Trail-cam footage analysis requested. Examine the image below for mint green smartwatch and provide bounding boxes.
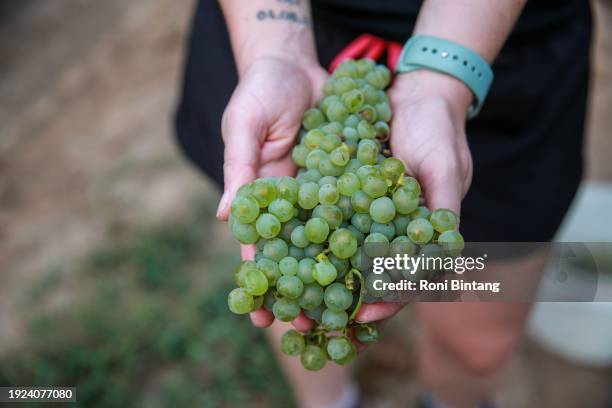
[396,35,493,119]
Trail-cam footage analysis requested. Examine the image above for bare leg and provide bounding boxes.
[416,251,548,408]
[266,320,355,408]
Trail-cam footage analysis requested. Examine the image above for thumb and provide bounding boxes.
[216,109,262,220]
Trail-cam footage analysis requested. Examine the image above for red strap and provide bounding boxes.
[329,34,404,74]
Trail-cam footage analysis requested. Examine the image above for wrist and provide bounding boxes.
[393,70,473,121]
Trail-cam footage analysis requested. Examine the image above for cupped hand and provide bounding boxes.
[356,70,474,326]
[216,57,328,220]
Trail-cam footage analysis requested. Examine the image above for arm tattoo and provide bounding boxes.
[256,8,311,26]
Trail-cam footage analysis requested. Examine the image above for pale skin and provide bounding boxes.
[215,0,533,407]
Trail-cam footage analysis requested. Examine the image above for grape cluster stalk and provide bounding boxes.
[226,59,464,370]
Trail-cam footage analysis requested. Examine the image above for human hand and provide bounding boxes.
[355,69,474,326]
[216,57,328,221]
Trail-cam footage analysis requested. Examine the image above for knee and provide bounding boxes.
[429,329,519,377]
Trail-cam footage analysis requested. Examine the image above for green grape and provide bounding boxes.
[376,154,386,165]
[351,213,372,234]
[263,238,289,262]
[327,336,353,361]
[355,58,376,76]
[334,342,357,365]
[289,245,305,260]
[330,144,350,166]
[279,218,301,242]
[350,246,372,271]
[244,268,269,296]
[235,261,255,287]
[257,258,281,286]
[356,164,377,182]
[430,208,458,233]
[279,256,299,276]
[320,95,341,114]
[438,230,465,257]
[303,129,325,149]
[312,205,343,229]
[313,261,338,286]
[318,157,345,177]
[342,126,359,142]
[354,323,379,344]
[410,206,431,220]
[304,217,330,244]
[273,297,300,322]
[251,179,277,208]
[345,114,360,128]
[320,133,342,153]
[350,190,373,213]
[362,175,388,198]
[375,65,391,86]
[380,157,405,182]
[375,101,392,122]
[407,218,435,244]
[298,182,320,210]
[277,176,299,204]
[365,271,390,298]
[230,195,260,224]
[281,329,306,356]
[337,173,360,196]
[301,345,327,371]
[337,195,355,220]
[389,235,417,256]
[297,169,322,184]
[333,76,357,95]
[255,213,281,239]
[321,121,343,135]
[306,148,327,170]
[401,176,421,195]
[291,225,310,248]
[369,196,396,223]
[302,108,325,130]
[327,101,349,123]
[291,144,310,167]
[370,222,396,240]
[322,308,348,331]
[347,225,365,245]
[304,243,324,259]
[364,232,389,258]
[228,288,254,315]
[268,198,295,223]
[359,105,377,123]
[329,228,358,259]
[298,283,324,310]
[374,121,390,139]
[297,258,316,284]
[357,120,377,141]
[319,183,339,205]
[345,158,363,174]
[341,89,364,112]
[393,214,412,237]
[361,83,380,105]
[277,275,304,299]
[365,69,387,89]
[231,221,259,244]
[236,183,254,198]
[318,176,338,187]
[323,282,353,311]
[392,186,419,215]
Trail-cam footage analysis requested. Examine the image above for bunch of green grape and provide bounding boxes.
[227,58,464,370]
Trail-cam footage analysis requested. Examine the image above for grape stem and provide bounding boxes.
[348,269,365,322]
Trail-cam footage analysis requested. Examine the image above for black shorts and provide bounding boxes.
[175,0,592,242]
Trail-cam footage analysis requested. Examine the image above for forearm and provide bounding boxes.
[219,0,318,76]
[395,0,527,119]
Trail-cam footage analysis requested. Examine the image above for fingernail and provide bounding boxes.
[216,191,229,219]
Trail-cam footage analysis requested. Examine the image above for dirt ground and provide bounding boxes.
[1,1,611,407]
